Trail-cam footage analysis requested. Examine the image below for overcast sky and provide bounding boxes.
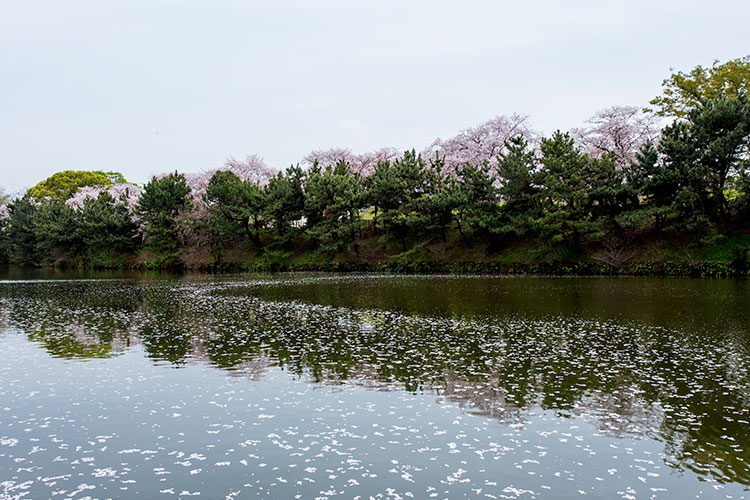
[1,0,749,194]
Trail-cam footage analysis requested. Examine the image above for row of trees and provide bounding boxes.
[1,57,748,267]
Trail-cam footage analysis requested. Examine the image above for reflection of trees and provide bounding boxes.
[192,291,750,485]
[2,278,750,485]
[2,282,141,359]
[137,286,197,364]
[26,322,138,359]
[572,386,665,437]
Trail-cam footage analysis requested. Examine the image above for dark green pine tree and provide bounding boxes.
[365,158,405,235]
[657,94,750,232]
[31,200,80,263]
[79,191,140,260]
[688,94,750,227]
[303,161,364,255]
[7,196,40,265]
[136,172,192,254]
[534,131,601,252]
[414,156,458,244]
[386,151,428,249]
[496,135,539,238]
[452,162,500,244]
[204,170,267,250]
[264,166,305,242]
[623,140,679,232]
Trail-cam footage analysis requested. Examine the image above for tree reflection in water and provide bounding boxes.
[1,275,749,485]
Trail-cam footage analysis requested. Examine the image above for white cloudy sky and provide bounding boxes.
[1,0,748,194]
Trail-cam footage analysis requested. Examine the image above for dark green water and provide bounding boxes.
[1,270,749,499]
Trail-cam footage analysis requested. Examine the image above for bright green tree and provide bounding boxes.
[27,170,126,202]
[648,55,750,118]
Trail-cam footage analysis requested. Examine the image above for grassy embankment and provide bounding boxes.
[123,228,750,278]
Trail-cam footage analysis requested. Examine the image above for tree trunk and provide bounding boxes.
[244,216,261,247]
[454,214,469,245]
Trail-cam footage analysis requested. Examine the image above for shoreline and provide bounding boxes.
[4,258,747,279]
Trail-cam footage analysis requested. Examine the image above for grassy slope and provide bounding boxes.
[127,227,750,278]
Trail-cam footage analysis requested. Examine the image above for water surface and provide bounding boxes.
[1,270,749,499]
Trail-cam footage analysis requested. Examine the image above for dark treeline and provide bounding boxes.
[1,58,749,272]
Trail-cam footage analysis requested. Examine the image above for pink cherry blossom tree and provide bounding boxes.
[302,147,356,170]
[303,116,537,178]
[107,183,144,212]
[222,154,278,185]
[303,147,401,177]
[156,154,278,264]
[572,106,661,168]
[356,148,401,176]
[422,114,538,174]
[66,183,143,214]
[172,154,278,205]
[0,188,9,222]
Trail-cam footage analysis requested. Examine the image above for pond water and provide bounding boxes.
[1,270,749,499]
